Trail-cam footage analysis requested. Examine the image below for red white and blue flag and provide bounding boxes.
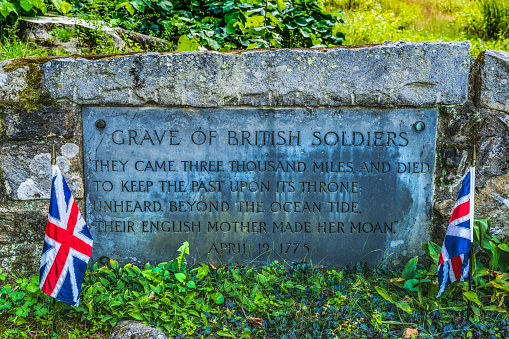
[39,164,93,306]
[437,167,475,297]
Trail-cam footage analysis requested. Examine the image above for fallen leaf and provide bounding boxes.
[149,291,155,300]
[403,328,419,338]
[248,317,263,328]
[210,263,216,270]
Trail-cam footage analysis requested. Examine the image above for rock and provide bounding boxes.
[476,172,509,238]
[18,15,171,54]
[1,102,79,141]
[42,41,471,107]
[0,200,47,271]
[110,320,167,339]
[473,50,509,113]
[432,102,509,242]
[0,142,83,200]
[0,60,30,104]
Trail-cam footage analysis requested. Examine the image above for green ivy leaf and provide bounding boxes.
[0,2,15,18]
[258,273,268,284]
[473,267,489,278]
[490,241,500,270]
[213,292,224,304]
[395,300,413,314]
[483,305,506,313]
[175,273,186,282]
[129,312,144,320]
[20,0,33,12]
[26,284,39,294]
[99,277,110,287]
[157,0,173,11]
[177,35,200,51]
[294,16,308,26]
[403,279,419,292]
[193,264,210,281]
[217,330,234,337]
[110,260,119,271]
[61,1,71,13]
[130,0,145,13]
[375,286,397,303]
[50,0,63,11]
[402,256,418,280]
[275,0,286,12]
[464,291,482,306]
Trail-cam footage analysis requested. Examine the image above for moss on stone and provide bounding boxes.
[0,62,51,111]
[0,115,5,136]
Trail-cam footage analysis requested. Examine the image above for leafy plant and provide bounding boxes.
[69,0,345,51]
[49,26,76,42]
[377,218,509,322]
[4,239,509,338]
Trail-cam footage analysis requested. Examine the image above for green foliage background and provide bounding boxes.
[69,0,345,50]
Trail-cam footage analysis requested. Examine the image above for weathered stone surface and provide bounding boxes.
[110,320,167,339]
[0,200,47,271]
[1,102,78,141]
[473,50,509,113]
[0,60,29,103]
[432,102,509,241]
[43,41,471,107]
[0,143,83,200]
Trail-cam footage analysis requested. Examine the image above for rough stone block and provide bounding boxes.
[0,201,47,271]
[1,102,79,141]
[110,321,167,339]
[43,41,471,107]
[474,50,509,113]
[432,103,509,242]
[0,142,83,200]
[0,60,29,104]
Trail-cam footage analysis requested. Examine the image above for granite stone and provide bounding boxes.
[1,102,79,141]
[0,143,83,201]
[110,321,167,339]
[474,50,509,113]
[43,41,471,107]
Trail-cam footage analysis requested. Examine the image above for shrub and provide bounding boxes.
[69,0,346,50]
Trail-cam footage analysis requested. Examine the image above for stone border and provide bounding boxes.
[473,50,509,113]
[40,41,471,107]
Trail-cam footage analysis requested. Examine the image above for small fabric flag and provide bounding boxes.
[39,164,93,306]
[437,167,474,297]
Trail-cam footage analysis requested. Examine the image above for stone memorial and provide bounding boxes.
[2,41,509,270]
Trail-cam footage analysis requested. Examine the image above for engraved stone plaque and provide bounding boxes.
[83,107,437,266]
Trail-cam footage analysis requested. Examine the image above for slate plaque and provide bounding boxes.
[83,107,437,266]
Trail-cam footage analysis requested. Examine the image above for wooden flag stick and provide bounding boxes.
[51,145,56,165]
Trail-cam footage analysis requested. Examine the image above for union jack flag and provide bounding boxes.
[437,167,475,297]
[39,164,93,306]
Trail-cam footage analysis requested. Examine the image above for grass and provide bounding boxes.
[325,0,509,56]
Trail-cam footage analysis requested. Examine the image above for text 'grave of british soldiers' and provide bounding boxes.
[83,106,438,266]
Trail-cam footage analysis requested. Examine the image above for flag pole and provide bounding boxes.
[51,145,56,165]
[50,144,57,334]
[468,146,476,320]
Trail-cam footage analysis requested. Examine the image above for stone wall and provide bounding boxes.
[0,41,508,270]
